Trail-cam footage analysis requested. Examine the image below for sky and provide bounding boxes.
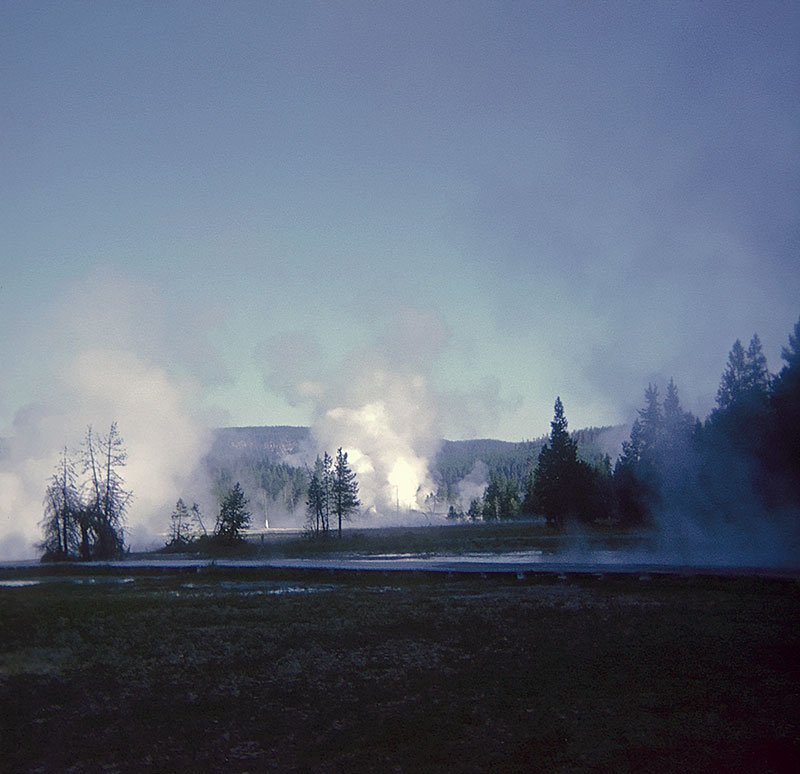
[1,1,799,555]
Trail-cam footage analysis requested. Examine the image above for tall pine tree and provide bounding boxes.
[305,454,332,536]
[215,482,251,542]
[532,398,581,526]
[332,448,360,538]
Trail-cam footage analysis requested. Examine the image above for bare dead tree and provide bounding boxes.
[80,423,131,558]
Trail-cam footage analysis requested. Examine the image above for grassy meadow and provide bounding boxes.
[186,519,656,559]
[1,563,798,773]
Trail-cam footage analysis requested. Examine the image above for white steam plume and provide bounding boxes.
[259,307,455,520]
[0,349,212,559]
[313,370,440,515]
[0,268,216,559]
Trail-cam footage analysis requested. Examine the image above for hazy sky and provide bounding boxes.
[3,0,799,443]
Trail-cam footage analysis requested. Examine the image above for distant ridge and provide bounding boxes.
[210,426,310,460]
[207,425,625,479]
[210,427,542,462]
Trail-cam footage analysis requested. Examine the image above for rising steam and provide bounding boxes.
[259,306,454,520]
[0,269,215,559]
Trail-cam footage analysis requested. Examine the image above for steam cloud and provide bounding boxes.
[0,269,215,559]
[259,307,467,520]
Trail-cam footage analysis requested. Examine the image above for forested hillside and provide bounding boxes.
[202,425,624,516]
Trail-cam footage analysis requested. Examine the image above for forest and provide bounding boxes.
[463,317,800,533]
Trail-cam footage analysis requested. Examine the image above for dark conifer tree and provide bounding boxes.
[332,448,360,538]
[637,384,663,465]
[708,335,772,457]
[467,498,483,521]
[713,335,770,423]
[766,316,800,506]
[613,380,695,527]
[305,454,331,536]
[481,472,520,520]
[613,424,649,526]
[663,379,694,449]
[716,339,748,411]
[696,334,776,524]
[482,474,502,521]
[532,397,585,526]
[215,482,251,542]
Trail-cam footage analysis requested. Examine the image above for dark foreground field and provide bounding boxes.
[1,568,798,773]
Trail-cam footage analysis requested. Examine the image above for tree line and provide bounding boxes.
[449,316,800,528]
[41,316,799,556]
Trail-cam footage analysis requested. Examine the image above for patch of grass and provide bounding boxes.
[1,573,798,772]
[230,520,657,559]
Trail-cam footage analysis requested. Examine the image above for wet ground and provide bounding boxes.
[1,566,799,772]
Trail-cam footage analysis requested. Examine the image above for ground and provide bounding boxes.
[1,566,798,773]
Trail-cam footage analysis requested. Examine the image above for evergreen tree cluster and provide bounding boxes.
[305,448,360,538]
[163,483,250,552]
[435,439,543,501]
[214,482,252,543]
[206,457,307,519]
[453,316,800,531]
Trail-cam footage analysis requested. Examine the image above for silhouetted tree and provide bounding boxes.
[215,482,251,542]
[39,424,131,560]
[332,448,359,538]
[637,384,663,463]
[305,454,332,536]
[663,379,694,455]
[679,334,778,528]
[714,335,770,418]
[766,316,800,506]
[613,379,694,525]
[613,380,697,526]
[40,447,82,559]
[747,333,771,393]
[706,334,773,498]
[716,339,748,412]
[467,497,483,521]
[80,423,130,559]
[446,504,464,520]
[167,498,205,547]
[613,428,649,526]
[531,398,597,526]
[190,502,208,536]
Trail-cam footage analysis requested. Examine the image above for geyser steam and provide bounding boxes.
[259,307,451,519]
[0,269,216,559]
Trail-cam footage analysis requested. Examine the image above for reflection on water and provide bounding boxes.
[176,580,338,597]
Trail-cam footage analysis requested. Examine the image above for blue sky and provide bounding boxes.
[3,0,799,443]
